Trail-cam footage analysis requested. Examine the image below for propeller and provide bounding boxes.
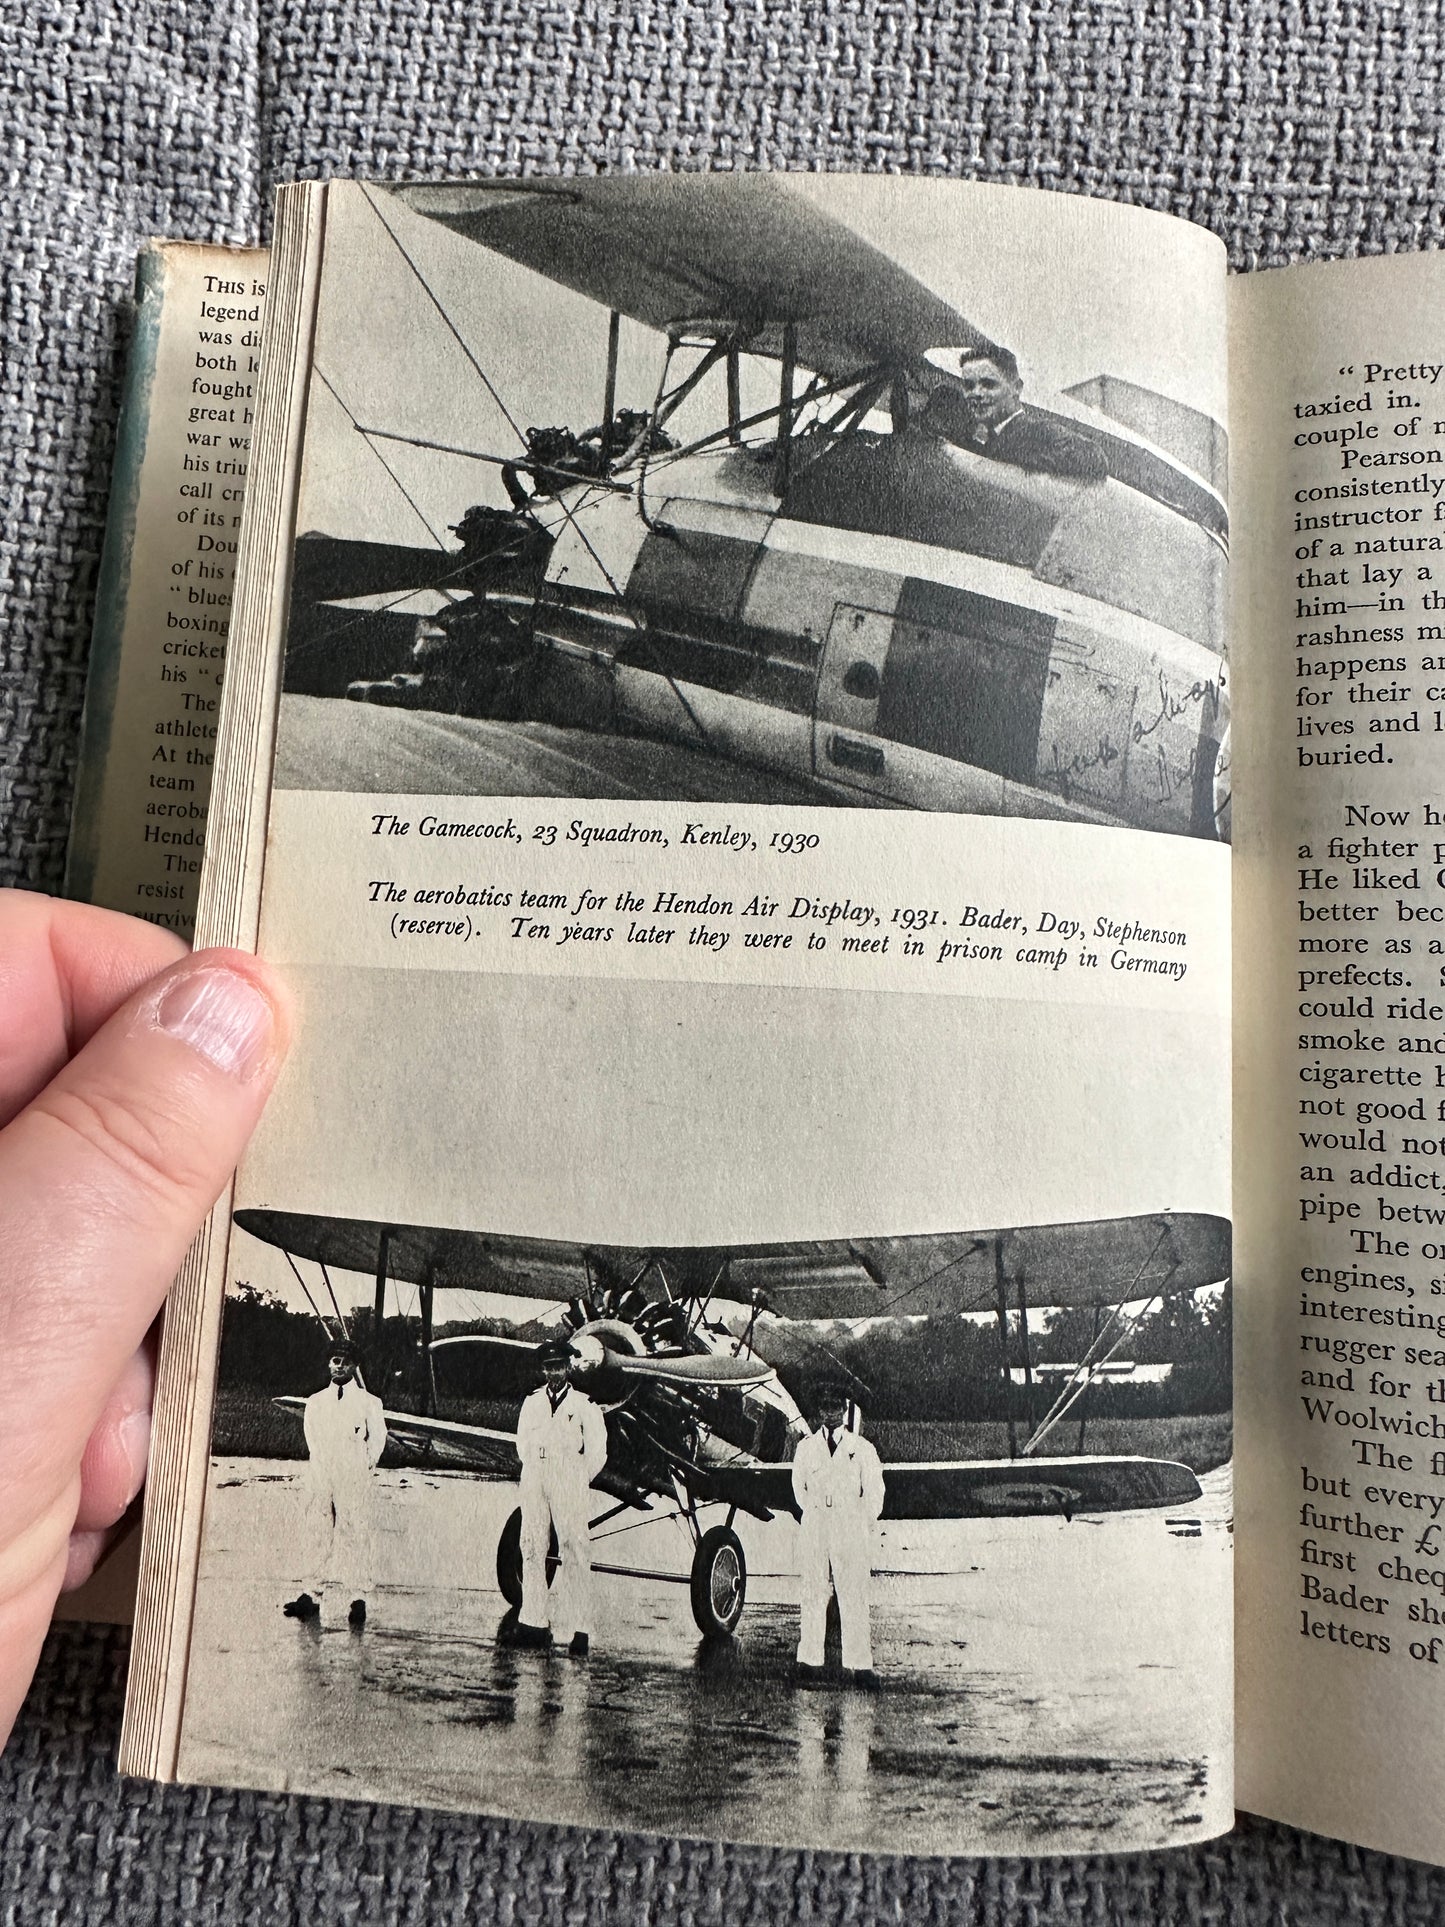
[610,1352,771,1388]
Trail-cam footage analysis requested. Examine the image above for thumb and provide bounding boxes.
[0,949,289,1633]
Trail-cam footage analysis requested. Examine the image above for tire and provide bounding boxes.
[1193,718,1231,842]
[496,1506,557,1607]
[690,1525,747,1637]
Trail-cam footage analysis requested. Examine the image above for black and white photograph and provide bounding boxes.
[178,1206,1232,1852]
[273,178,1230,839]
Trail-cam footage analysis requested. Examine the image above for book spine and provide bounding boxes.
[119,185,326,1784]
[64,248,167,905]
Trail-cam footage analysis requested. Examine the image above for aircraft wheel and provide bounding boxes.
[690,1525,746,1637]
[495,1506,558,1607]
[1199,720,1231,842]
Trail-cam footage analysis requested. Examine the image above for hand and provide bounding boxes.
[0,890,290,1749]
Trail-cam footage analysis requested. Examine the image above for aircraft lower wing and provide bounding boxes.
[273,1397,523,1477]
[378,1410,523,1477]
[697,1454,1204,1523]
[271,1392,1202,1521]
[272,696,831,804]
[279,1402,652,1510]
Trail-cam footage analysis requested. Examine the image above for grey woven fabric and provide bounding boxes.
[8,1624,1445,1926]
[5,0,1445,1918]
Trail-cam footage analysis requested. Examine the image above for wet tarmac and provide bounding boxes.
[177,1459,1232,1854]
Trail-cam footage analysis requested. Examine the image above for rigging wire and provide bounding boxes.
[354,426,633,494]
[279,507,581,668]
[359,184,715,753]
[1020,1225,1175,1455]
[1021,1288,1171,1457]
[359,184,529,445]
[835,1240,985,1333]
[313,367,451,550]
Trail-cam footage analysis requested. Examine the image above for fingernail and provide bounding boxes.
[153,967,275,1080]
[119,1406,152,1496]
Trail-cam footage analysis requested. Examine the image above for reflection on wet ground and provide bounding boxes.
[181,1461,1231,1853]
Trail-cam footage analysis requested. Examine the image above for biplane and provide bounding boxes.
[284,177,1230,840]
[235,1208,1231,1639]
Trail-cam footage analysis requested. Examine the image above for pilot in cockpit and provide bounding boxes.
[922,346,1109,484]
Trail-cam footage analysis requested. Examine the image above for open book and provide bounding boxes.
[74,176,1445,1862]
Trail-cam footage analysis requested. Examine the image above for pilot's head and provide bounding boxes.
[538,1339,576,1388]
[956,348,1023,430]
[815,1380,851,1432]
[327,1346,357,1386]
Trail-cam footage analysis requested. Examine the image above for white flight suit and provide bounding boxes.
[516,1383,608,1640]
[792,1424,886,1672]
[302,1377,387,1611]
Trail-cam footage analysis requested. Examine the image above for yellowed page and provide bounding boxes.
[55,242,265,1629]
[66,242,266,939]
[1233,253,1445,1861]
[129,177,1235,1857]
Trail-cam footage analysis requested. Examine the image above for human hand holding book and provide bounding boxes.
[0,893,288,1747]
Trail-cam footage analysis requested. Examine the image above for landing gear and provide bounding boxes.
[689,1525,747,1637]
[495,1505,557,1608]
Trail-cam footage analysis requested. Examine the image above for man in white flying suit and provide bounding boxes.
[284,1344,387,1628]
[792,1380,886,1688]
[515,1339,608,1656]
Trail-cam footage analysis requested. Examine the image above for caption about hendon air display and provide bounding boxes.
[259,794,1227,1012]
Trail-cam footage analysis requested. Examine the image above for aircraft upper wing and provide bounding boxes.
[235,1209,594,1300]
[391,177,998,382]
[729,1213,1232,1318]
[234,1209,1229,1317]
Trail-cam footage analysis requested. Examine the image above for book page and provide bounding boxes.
[66,242,265,941]
[127,177,1235,1856]
[56,241,265,1629]
[1233,253,1445,1862]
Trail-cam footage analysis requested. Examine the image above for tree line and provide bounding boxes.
[218,1281,1230,1424]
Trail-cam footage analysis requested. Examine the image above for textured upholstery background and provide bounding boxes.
[4,0,1445,1917]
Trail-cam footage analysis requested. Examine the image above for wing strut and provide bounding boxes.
[282,1248,339,1340]
[420,1272,437,1416]
[725,344,741,442]
[599,309,620,466]
[773,321,797,496]
[1016,1268,1035,1412]
[372,1225,392,1386]
[317,1260,351,1342]
[993,1236,1018,1460]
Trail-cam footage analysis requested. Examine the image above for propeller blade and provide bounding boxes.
[846,1241,891,1288]
[615,1352,772,1388]
[430,1335,535,1355]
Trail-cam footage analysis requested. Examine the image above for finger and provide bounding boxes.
[0,890,187,1128]
[72,1339,155,1535]
[62,1527,119,1594]
[0,948,290,1555]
